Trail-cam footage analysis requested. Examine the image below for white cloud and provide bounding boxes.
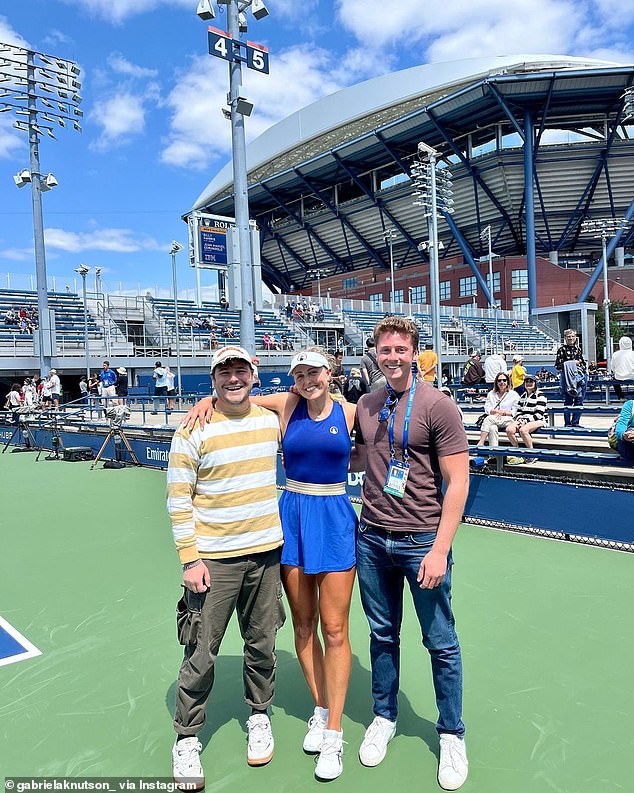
[61,0,192,25]
[0,15,30,48]
[0,247,33,262]
[161,46,348,170]
[44,226,164,253]
[335,0,625,63]
[0,119,25,159]
[108,54,159,79]
[89,91,148,150]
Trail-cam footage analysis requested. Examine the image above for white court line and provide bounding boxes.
[0,615,42,667]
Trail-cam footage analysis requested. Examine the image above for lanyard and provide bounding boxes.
[387,380,417,463]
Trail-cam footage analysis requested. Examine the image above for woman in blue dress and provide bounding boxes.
[185,349,357,780]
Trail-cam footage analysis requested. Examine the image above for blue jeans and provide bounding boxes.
[356,521,464,736]
[560,373,587,426]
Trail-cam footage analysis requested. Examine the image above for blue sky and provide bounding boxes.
[0,0,633,298]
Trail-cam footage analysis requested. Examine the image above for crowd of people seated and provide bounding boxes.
[284,299,325,323]
[3,306,39,334]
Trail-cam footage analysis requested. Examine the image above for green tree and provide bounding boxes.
[589,295,629,362]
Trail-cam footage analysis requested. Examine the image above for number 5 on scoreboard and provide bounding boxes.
[208,27,234,62]
[246,41,269,74]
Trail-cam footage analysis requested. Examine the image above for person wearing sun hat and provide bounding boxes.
[167,343,285,786]
[183,346,358,781]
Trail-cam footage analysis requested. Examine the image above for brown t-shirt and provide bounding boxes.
[355,383,468,532]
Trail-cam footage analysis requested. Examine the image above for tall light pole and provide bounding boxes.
[198,1,270,355]
[384,228,398,312]
[581,217,627,372]
[1,42,82,377]
[74,264,90,380]
[308,267,329,304]
[412,143,454,387]
[479,225,499,351]
[170,241,184,402]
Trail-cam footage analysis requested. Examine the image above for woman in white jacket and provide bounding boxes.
[477,372,520,448]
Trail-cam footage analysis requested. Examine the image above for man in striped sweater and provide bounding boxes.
[167,345,285,789]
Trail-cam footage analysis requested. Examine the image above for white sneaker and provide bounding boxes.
[172,737,204,791]
[358,716,397,767]
[315,729,344,780]
[246,713,274,766]
[438,734,468,790]
[303,706,328,753]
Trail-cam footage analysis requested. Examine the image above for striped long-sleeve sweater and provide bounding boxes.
[167,404,283,564]
[515,389,548,423]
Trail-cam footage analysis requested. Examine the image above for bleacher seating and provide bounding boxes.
[0,288,103,346]
[148,298,296,351]
[459,314,557,354]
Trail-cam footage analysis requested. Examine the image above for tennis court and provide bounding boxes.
[0,451,631,792]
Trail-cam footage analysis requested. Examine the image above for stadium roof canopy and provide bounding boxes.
[191,54,634,293]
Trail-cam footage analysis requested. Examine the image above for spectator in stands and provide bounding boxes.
[49,369,61,409]
[99,360,118,408]
[484,351,507,383]
[343,367,368,404]
[219,294,229,310]
[554,329,587,427]
[315,307,325,322]
[165,365,176,410]
[254,312,264,325]
[587,361,599,380]
[505,374,548,465]
[40,375,52,409]
[152,361,168,415]
[207,315,217,329]
[116,367,129,406]
[7,382,23,423]
[361,337,386,392]
[4,308,17,326]
[88,373,101,417]
[416,343,438,384]
[22,377,36,408]
[223,322,235,339]
[262,332,273,350]
[510,355,527,394]
[272,334,283,351]
[79,375,89,405]
[280,332,293,351]
[477,372,520,449]
[611,336,634,401]
[209,330,218,350]
[330,350,346,395]
[613,399,634,462]
[462,351,485,385]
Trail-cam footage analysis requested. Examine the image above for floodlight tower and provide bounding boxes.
[580,217,628,373]
[412,142,454,387]
[1,42,82,377]
[197,0,270,355]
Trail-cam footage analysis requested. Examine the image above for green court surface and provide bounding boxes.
[0,452,632,791]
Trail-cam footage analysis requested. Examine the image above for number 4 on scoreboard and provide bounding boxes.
[208,27,234,62]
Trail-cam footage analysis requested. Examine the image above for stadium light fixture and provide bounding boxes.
[580,217,629,374]
[384,228,398,312]
[74,264,91,379]
[252,0,270,20]
[196,0,216,19]
[411,143,454,386]
[170,241,184,403]
[1,40,81,377]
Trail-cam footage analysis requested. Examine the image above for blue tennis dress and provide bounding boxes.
[279,398,357,573]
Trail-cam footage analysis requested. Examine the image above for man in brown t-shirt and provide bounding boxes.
[350,316,470,791]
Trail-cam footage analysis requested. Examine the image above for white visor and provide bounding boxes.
[288,351,330,375]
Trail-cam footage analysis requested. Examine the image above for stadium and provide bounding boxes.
[1,52,633,790]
